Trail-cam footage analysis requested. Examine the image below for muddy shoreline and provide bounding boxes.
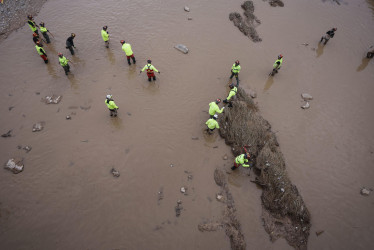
[0,0,47,41]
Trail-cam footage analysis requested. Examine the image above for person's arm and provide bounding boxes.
[227,91,235,101]
[151,65,159,73]
[215,121,220,129]
[140,65,147,72]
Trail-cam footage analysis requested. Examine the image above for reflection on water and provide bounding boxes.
[141,80,160,95]
[264,76,274,91]
[316,43,325,58]
[110,116,123,129]
[67,74,79,90]
[46,61,58,79]
[356,57,371,72]
[106,48,116,65]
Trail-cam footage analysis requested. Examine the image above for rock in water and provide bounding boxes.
[301,102,310,109]
[249,89,257,98]
[175,200,183,217]
[301,93,313,100]
[1,130,12,137]
[4,158,24,174]
[184,6,190,12]
[360,188,370,196]
[43,95,62,104]
[174,44,189,54]
[111,168,120,177]
[32,122,44,132]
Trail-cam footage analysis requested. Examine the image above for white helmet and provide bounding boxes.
[106,94,112,99]
[213,114,218,119]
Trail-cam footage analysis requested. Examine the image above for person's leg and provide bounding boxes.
[229,71,234,79]
[153,75,156,81]
[63,66,68,75]
[110,110,114,116]
[105,41,109,48]
[235,74,239,86]
[231,162,238,170]
[127,56,131,65]
[42,33,50,43]
[113,109,118,117]
[67,64,70,72]
[68,46,74,55]
[131,54,136,64]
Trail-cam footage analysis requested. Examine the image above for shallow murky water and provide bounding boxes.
[1,0,373,249]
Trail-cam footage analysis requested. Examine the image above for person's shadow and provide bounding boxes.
[356,57,371,72]
[316,43,325,58]
[264,76,274,91]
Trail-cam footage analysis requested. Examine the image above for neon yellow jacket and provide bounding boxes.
[231,64,241,74]
[141,64,159,73]
[35,45,46,55]
[226,87,237,101]
[209,102,224,116]
[235,154,249,167]
[273,58,283,69]
[105,99,118,110]
[59,56,69,66]
[40,26,48,33]
[122,43,133,56]
[101,30,109,41]
[206,118,219,130]
[28,20,37,32]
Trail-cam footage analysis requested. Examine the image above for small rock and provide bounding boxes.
[301,43,309,46]
[301,93,313,101]
[43,95,62,104]
[301,101,310,109]
[4,158,24,174]
[9,106,14,111]
[213,146,218,148]
[1,130,12,137]
[187,17,192,20]
[223,154,228,160]
[111,168,120,177]
[174,44,189,54]
[66,115,71,120]
[249,89,257,98]
[158,187,164,205]
[187,175,193,180]
[281,188,285,193]
[180,187,187,194]
[191,137,199,140]
[127,112,132,116]
[216,194,223,201]
[35,92,40,95]
[316,230,324,236]
[184,6,190,12]
[170,164,174,167]
[23,146,32,153]
[32,122,44,132]
[360,187,370,196]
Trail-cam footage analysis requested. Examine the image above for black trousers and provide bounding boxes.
[62,65,70,75]
[230,72,239,86]
[42,32,50,43]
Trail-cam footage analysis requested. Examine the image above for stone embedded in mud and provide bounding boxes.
[32,122,45,132]
[301,101,310,109]
[43,95,62,104]
[180,187,187,194]
[184,6,190,12]
[301,93,313,100]
[223,154,228,160]
[249,89,257,98]
[4,158,24,174]
[360,187,371,196]
[23,146,32,153]
[111,168,120,177]
[175,200,183,217]
[268,0,284,7]
[174,44,189,54]
[66,115,71,120]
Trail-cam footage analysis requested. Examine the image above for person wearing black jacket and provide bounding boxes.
[320,28,337,45]
[66,33,76,55]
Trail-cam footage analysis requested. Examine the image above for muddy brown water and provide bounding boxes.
[1,0,374,249]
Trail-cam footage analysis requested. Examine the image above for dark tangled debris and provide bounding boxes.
[218,88,311,249]
[199,169,246,250]
[229,1,262,42]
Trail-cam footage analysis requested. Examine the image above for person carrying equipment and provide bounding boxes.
[206,114,220,134]
[121,40,136,65]
[27,15,39,34]
[320,28,337,45]
[209,99,224,118]
[223,83,237,107]
[140,60,160,82]
[58,53,71,75]
[231,152,251,170]
[105,95,119,117]
[101,26,109,48]
[229,60,241,86]
[270,54,283,76]
[66,33,76,55]
[39,22,51,43]
[35,42,48,64]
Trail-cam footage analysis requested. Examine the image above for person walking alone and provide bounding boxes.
[121,40,136,65]
[66,33,76,55]
[101,26,109,48]
[105,95,119,117]
[320,28,337,45]
[58,53,71,75]
[35,42,48,64]
[270,54,283,76]
[229,60,241,86]
[140,60,160,82]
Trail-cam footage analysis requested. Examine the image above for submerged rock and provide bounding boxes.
[43,95,62,104]
[301,102,310,109]
[32,122,45,132]
[111,168,120,177]
[360,187,371,196]
[4,158,24,174]
[1,130,12,137]
[184,6,190,12]
[301,93,313,101]
[174,44,189,54]
[175,200,183,217]
[249,89,257,98]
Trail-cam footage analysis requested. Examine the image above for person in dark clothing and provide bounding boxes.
[27,15,39,34]
[66,33,76,55]
[32,33,40,44]
[39,22,51,43]
[320,28,337,45]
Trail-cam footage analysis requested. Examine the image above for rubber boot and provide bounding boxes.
[132,57,136,64]
[127,58,131,65]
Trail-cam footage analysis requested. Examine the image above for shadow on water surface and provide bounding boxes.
[264,76,274,91]
[356,57,371,72]
[316,43,325,58]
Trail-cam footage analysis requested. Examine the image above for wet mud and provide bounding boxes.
[218,88,311,249]
[229,1,262,42]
